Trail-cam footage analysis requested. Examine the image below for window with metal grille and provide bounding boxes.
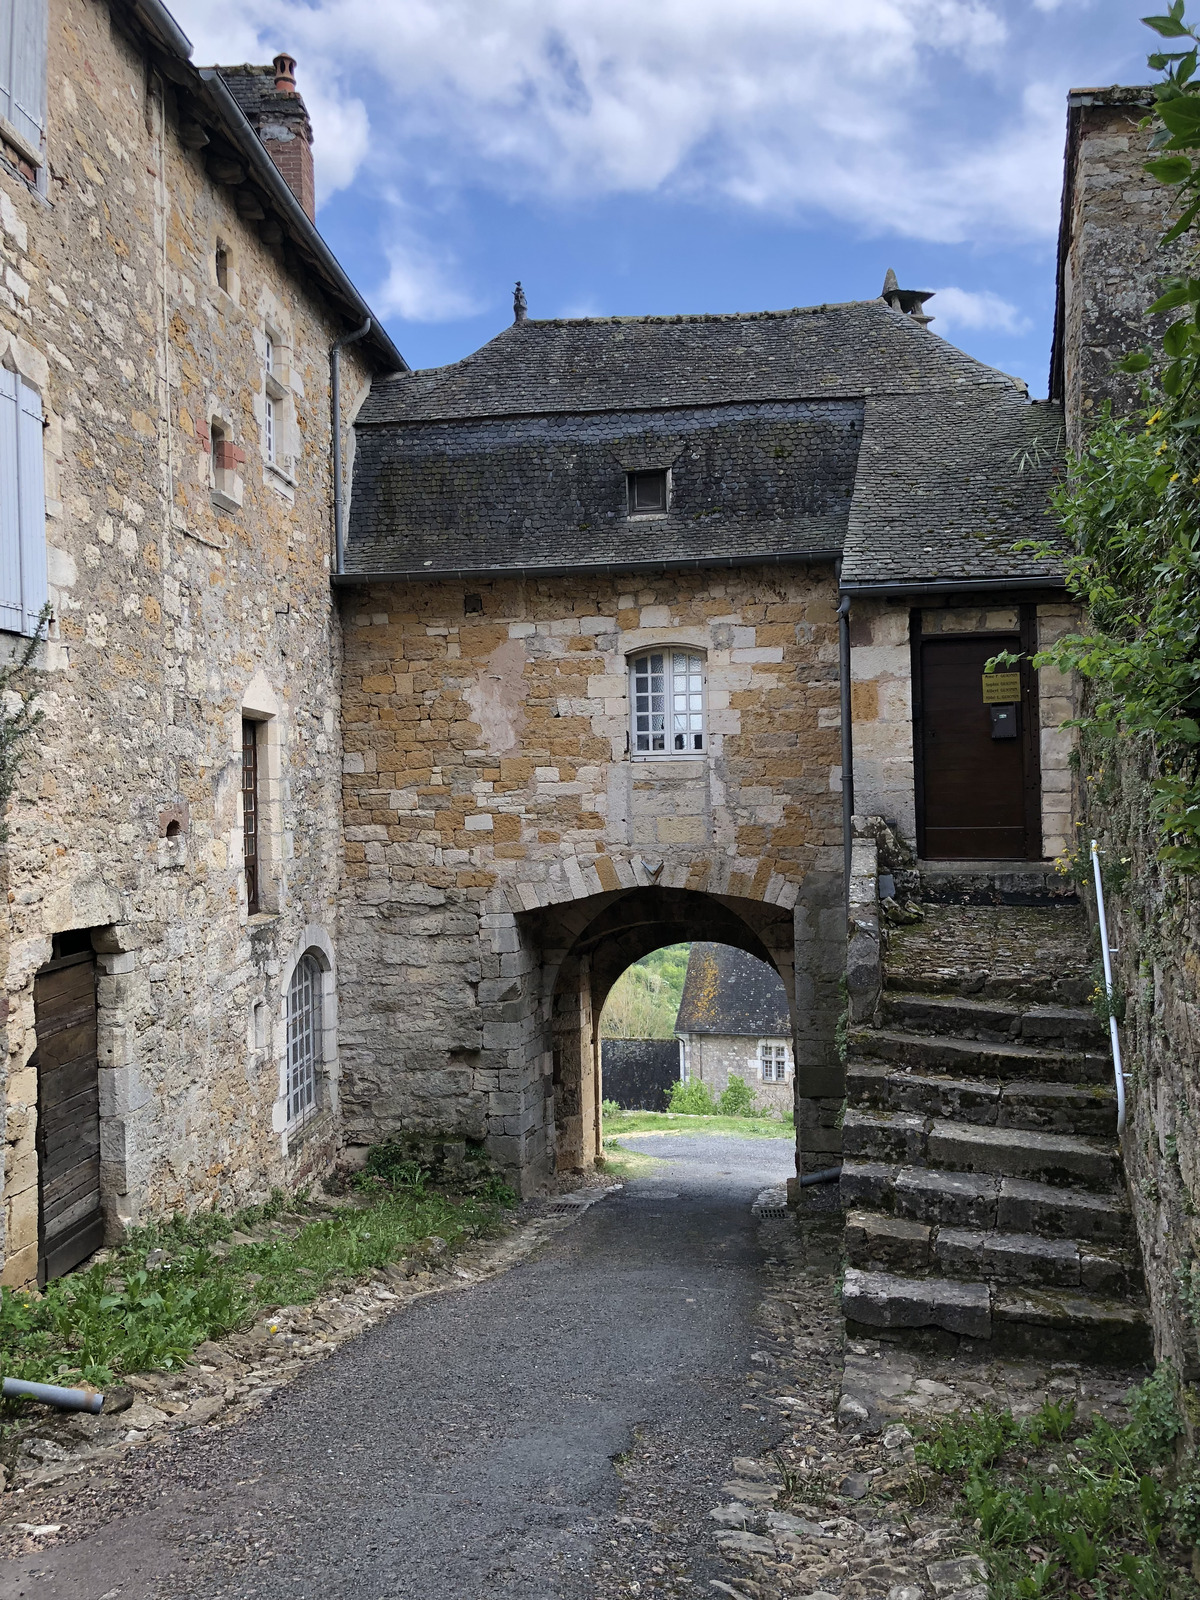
[627,469,667,515]
[242,719,260,913]
[0,368,47,636]
[287,952,322,1125]
[630,650,705,755]
[759,1041,788,1082]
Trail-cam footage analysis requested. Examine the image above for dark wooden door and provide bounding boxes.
[918,633,1037,860]
[34,950,103,1283]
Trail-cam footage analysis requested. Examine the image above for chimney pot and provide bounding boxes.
[273,53,297,94]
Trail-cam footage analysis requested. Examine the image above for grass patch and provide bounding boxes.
[595,1146,666,1181]
[913,1367,1200,1599]
[0,1140,517,1391]
[603,1108,794,1140]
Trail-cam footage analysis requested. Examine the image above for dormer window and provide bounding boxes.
[628,469,668,516]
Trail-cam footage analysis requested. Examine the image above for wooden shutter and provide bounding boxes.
[0,368,46,636]
[0,368,22,633]
[0,0,47,152]
[16,376,46,632]
[35,950,103,1283]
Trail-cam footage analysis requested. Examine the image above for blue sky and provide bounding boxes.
[169,0,1158,397]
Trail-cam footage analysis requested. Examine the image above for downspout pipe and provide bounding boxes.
[331,318,373,575]
[837,593,855,913]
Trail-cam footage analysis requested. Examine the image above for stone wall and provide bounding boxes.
[1054,88,1186,452]
[0,0,375,1281]
[337,564,846,1187]
[679,1031,793,1116]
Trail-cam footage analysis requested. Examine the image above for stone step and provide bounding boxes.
[842,1266,1151,1363]
[848,1025,1111,1086]
[844,1209,1143,1297]
[842,1110,1121,1189]
[846,1064,1116,1137]
[878,992,1105,1052]
[840,1161,1134,1242]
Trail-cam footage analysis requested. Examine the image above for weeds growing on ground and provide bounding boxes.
[914,1367,1200,1599]
[0,1143,517,1393]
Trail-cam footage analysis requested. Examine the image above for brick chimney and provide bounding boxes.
[217,55,316,222]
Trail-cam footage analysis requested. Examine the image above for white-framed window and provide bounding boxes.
[0,368,47,636]
[262,328,291,476]
[287,950,323,1126]
[630,649,705,755]
[758,1040,789,1082]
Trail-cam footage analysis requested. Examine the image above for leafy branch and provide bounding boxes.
[0,605,50,843]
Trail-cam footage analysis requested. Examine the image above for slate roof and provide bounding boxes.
[674,944,790,1038]
[345,298,1065,586]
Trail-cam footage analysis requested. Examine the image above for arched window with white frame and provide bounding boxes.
[287,950,323,1126]
[630,649,706,755]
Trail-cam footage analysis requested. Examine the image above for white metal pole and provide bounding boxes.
[1090,839,1126,1137]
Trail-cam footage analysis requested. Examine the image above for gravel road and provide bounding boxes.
[0,1132,795,1600]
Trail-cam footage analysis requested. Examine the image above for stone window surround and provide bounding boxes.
[272,925,339,1154]
[207,407,245,514]
[259,320,297,491]
[211,232,241,304]
[240,673,283,919]
[627,642,708,762]
[757,1037,792,1082]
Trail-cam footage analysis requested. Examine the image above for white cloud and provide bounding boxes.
[167,0,1076,248]
[930,285,1031,334]
[375,235,483,322]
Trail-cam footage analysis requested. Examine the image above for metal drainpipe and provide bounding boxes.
[837,592,855,913]
[330,317,373,575]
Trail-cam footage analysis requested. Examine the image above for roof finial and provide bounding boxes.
[513,281,527,324]
[880,268,934,327]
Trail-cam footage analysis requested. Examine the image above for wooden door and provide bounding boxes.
[34,950,103,1283]
[916,631,1039,861]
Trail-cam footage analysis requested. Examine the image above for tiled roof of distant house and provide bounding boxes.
[674,944,790,1038]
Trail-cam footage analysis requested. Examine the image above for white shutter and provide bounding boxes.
[0,0,46,153]
[0,369,22,634]
[16,377,45,632]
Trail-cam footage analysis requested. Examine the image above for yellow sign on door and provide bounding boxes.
[981,672,1021,704]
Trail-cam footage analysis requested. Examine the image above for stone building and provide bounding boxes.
[0,0,400,1283]
[675,943,793,1117]
[2,0,1165,1292]
[337,298,1063,1191]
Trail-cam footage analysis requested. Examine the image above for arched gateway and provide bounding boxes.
[334,291,1062,1197]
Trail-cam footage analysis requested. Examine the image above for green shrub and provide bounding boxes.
[601,1098,621,1117]
[718,1074,756,1117]
[667,1078,717,1115]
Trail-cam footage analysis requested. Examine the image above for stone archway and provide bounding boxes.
[521,886,798,1174]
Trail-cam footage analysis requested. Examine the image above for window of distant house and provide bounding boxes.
[242,718,260,913]
[630,650,705,755]
[215,242,229,292]
[759,1041,789,1082]
[627,469,668,516]
[287,951,323,1126]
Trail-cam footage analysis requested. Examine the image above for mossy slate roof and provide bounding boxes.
[346,300,1065,587]
[674,944,790,1038]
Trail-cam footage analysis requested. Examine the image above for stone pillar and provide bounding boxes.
[793,851,846,1180]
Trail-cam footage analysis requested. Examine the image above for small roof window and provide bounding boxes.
[628,469,668,515]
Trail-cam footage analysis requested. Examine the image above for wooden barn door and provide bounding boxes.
[34,948,103,1283]
[915,619,1041,861]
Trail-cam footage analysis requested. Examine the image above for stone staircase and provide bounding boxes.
[840,885,1150,1363]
